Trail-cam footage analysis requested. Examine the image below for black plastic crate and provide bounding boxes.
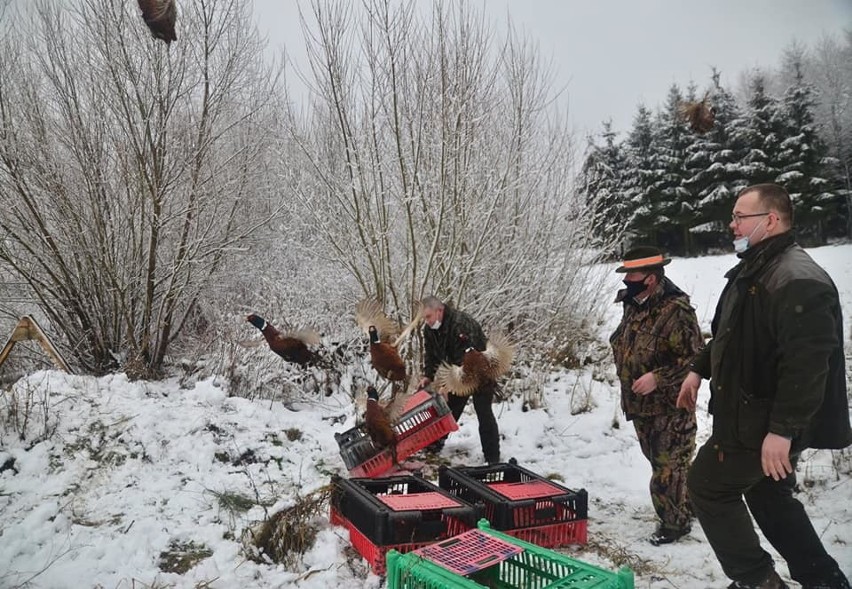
[335,389,457,477]
[334,426,377,471]
[330,474,481,547]
[437,462,587,536]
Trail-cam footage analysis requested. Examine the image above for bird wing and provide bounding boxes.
[392,303,423,348]
[484,332,515,378]
[284,328,321,347]
[434,362,477,397]
[355,298,400,342]
[384,391,413,424]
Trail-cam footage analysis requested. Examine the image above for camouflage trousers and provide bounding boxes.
[632,411,697,532]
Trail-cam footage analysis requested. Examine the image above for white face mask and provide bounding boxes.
[733,218,768,253]
[429,320,441,330]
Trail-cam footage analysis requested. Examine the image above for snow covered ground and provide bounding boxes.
[1,245,850,589]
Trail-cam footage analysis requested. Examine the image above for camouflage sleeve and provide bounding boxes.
[652,300,703,393]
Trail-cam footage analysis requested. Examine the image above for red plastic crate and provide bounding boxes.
[438,462,588,548]
[506,518,587,546]
[330,475,481,575]
[329,505,347,528]
[335,389,458,477]
[344,511,437,575]
[378,492,461,511]
[332,503,435,575]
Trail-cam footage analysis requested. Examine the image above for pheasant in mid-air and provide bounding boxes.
[678,92,715,134]
[246,314,322,367]
[354,298,421,383]
[137,0,177,45]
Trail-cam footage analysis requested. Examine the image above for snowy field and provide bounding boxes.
[0,245,850,589]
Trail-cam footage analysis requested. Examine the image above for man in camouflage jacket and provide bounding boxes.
[419,296,500,464]
[610,246,703,546]
[678,184,850,589]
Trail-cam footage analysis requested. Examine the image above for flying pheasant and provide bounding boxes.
[678,92,715,134]
[137,0,177,45]
[354,299,422,383]
[246,314,322,367]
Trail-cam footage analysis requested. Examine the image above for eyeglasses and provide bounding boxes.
[731,212,770,224]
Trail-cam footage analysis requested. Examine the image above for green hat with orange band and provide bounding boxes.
[614,246,672,273]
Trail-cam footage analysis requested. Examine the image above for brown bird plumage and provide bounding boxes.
[355,298,422,383]
[433,332,515,397]
[355,299,400,342]
[364,385,398,463]
[137,0,177,45]
[678,93,716,134]
[368,325,407,382]
[246,314,321,367]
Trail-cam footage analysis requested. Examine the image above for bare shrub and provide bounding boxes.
[0,0,285,376]
[0,376,57,445]
[282,0,618,375]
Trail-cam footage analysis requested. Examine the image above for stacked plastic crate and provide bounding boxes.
[438,461,588,548]
[331,390,606,580]
[332,389,476,573]
[330,474,481,574]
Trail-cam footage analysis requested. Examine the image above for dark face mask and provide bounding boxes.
[622,277,649,299]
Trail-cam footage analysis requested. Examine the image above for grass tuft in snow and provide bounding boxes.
[209,489,265,513]
[584,534,658,577]
[241,484,333,567]
[158,539,213,575]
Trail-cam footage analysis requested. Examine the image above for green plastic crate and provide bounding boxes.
[386,519,634,589]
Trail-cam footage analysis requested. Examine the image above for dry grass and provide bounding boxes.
[158,539,213,574]
[582,534,658,577]
[241,484,333,567]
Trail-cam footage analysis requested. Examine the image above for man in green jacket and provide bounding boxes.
[419,295,500,464]
[678,184,851,589]
[610,246,703,546]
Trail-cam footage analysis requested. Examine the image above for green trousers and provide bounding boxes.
[688,440,846,586]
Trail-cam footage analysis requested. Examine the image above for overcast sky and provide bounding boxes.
[252,0,852,138]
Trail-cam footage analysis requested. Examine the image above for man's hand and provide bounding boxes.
[761,433,793,481]
[631,372,657,396]
[418,376,431,389]
[676,371,702,411]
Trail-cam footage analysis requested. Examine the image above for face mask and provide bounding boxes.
[622,278,648,299]
[733,218,768,254]
[732,236,749,254]
[429,320,442,330]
